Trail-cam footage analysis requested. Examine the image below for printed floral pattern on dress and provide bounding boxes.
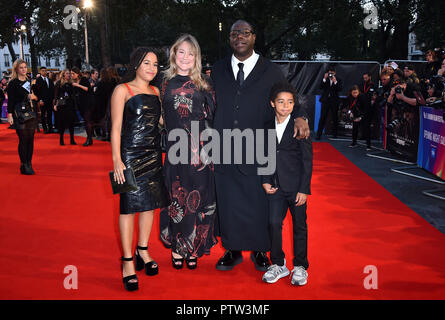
[171,80,195,118]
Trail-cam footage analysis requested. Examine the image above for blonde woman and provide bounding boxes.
[7,59,38,174]
[54,69,77,145]
[159,34,217,270]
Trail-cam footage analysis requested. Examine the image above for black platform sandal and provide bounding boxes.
[172,252,184,270]
[135,245,158,276]
[185,257,198,270]
[122,256,138,291]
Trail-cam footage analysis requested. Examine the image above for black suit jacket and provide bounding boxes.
[319,77,342,104]
[34,76,55,105]
[211,55,307,176]
[262,115,313,195]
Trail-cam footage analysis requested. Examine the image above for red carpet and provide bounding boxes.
[1,123,445,300]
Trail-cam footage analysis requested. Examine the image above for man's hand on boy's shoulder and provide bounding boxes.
[262,183,278,195]
[295,193,308,206]
[293,117,310,140]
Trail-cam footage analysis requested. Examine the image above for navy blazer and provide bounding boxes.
[262,115,313,195]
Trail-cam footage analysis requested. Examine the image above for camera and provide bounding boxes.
[395,86,403,94]
[328,73,334,79]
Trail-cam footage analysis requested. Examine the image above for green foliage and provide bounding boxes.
[0,0,442,69]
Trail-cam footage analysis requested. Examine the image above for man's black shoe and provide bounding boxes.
[216,250,243,271]
[250,251,271,271]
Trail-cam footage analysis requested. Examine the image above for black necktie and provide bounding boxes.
[236,63,244,86]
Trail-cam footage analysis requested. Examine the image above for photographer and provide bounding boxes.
[386,79,424,139]
[361,72,375,102]
[347,85,371,149]
[422,50,441,82]
[425,81,444,105]
[387,80,419,108]
[316,65,342,140]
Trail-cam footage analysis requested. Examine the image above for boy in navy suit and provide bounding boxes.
[262,83,313,285]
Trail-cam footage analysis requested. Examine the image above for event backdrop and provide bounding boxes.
[418,106,445,180]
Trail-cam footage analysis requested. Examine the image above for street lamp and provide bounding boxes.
[83,0,93,70]
[218,22,222,59]
[18,25,26,60]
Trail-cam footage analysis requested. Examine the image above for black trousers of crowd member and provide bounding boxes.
[352,115,371,147]
[57,105,76,144]
[317,100,339,138]
[268,189,309,269]
[80,107,94,144]
[15,118,37,166]
[41,103,54,132]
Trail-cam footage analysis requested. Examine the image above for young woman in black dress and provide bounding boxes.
[6,59,38,175]
[71,67,94,146]
[159,34,217,270]
[111,47,169,291]
[54,70,77,146]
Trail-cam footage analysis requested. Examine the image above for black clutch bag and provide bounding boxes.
[14,100,36,124]
[109,168,139,194]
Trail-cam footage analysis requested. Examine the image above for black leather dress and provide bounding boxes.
[120,94,170,214]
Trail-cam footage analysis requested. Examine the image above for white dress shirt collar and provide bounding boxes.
[231,51,260,81]
[275,114,291,144]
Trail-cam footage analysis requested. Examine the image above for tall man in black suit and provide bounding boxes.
[34,67,55,133]
[211,20,310,272]
[316,66,342,140]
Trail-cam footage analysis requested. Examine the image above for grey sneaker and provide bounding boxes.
[262,261,290,284]
[291,266,308,286]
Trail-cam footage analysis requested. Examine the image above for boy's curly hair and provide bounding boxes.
[269,82,298,103]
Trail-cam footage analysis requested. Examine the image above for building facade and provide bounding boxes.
[0,36,66,77]
[408,32,424,61]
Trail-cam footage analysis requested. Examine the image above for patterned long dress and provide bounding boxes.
[159,74,217,259]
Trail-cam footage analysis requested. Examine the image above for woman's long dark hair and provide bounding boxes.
[121,47,158,84]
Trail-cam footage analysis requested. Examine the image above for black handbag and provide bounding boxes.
[109,168,139,194]
[14,99,36,124]
[56,97,67,108]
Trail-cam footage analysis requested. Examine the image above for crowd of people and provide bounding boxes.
[315,47,445,149]
[2,64,121,148]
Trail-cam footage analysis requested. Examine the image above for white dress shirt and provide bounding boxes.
[275,115,291,144]
[231,51,260,81]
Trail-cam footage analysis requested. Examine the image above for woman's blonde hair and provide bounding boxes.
[59,69,71,86]
[11,59,28,81]
[164,34,209,91]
